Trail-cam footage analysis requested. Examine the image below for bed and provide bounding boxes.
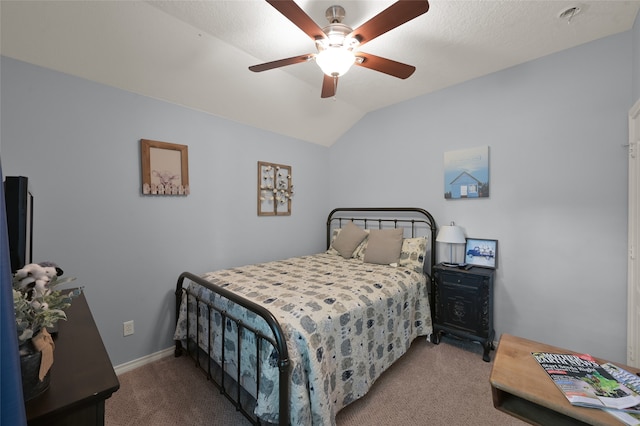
[173,207,437,425]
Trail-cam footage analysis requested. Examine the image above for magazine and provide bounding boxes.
[602,363,640,395]
[531,352,640,412]
[602,363,640,425]
[605,408,640,426]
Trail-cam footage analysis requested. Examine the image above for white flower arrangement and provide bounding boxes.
[12,263,80,349]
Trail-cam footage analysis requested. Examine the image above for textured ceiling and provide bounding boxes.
[1,1,639,146]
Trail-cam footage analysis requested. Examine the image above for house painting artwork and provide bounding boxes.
[444,146,490,199]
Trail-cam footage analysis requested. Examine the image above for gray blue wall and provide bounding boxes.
[0,57,330,365]
[1,14,639,365]
[329,29,635,362]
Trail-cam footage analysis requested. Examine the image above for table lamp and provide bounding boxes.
[436,222,466,266]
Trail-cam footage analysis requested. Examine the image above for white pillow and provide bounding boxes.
[398,237,428,273]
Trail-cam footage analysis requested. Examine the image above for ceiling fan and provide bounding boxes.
[249,0,430,98]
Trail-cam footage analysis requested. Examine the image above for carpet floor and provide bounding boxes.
[105,336,525,425]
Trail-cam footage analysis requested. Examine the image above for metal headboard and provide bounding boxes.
[326,207,437,278]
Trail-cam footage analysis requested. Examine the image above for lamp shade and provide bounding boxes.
[436,225,466,244]
[315,47,356,77]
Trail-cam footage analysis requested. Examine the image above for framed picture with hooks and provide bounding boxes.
[257,161,293,216]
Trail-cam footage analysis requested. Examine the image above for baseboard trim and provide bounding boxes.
[114,346,174,376]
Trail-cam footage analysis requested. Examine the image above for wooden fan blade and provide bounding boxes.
[266,0,327,42]
[249,54,313,72]
[355,52,416,79]
[349,0,429,46]
[321,74,337,98]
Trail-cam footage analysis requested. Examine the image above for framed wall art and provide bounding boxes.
[465,238,498,269]
[258,161,293,216]
[444,146,490,199]
[140,139,190,195]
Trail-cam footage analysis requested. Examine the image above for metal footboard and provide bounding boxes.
[175,272,290,426]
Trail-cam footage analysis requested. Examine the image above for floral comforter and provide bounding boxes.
[173,252,432,425]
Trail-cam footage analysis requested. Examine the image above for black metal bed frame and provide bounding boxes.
[174,207,437,426]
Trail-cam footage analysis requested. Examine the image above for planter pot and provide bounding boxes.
[20,348,50,401]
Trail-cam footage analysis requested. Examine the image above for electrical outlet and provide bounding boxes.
[123,320,134,336]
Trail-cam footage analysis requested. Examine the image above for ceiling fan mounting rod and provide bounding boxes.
[326,5,345,24]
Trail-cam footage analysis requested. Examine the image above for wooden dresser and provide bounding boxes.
[25,291,120,426]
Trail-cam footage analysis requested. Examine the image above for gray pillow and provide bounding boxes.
[331,221,368,259]
[363,228,404,265]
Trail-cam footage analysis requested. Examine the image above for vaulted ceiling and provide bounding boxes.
[1,1,638,146]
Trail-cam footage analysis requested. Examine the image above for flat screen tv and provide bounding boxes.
[4,176,33,272]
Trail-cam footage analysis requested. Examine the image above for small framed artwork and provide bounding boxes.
[258,161,293,216]
[465,238,498,269]
[444,146,490,199]
[140,139,190,195]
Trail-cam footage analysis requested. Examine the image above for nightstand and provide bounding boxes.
[432,264,495,361]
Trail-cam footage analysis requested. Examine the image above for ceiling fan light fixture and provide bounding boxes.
[250,0,430,97]
[315,46,356,77]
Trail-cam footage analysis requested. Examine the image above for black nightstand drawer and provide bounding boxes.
[440,272,485,286]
